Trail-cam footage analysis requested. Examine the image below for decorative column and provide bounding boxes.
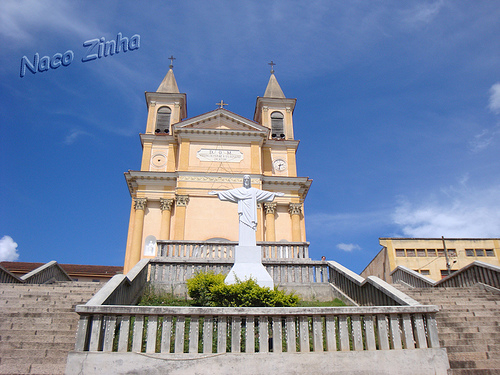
[159,198,174,240]
[130,198,147,269]
[264,202,277,242]
[173,195,189,240]
[288,203,302,242]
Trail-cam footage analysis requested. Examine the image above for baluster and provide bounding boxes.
[132,315,144,352]
[389,314,402,349]
[217,316,227,353]
[413,314,427,349]
[188,316,199,353]
[259,316,269,353]
[272,316,282,353]
[175,316,185,353]
[161,316,172,353]
[376,314,390,350]
[75,315,90,351]
[117,316,130,352]
[103,315,117,352]
[89,315,103,351]
[246,317,255,353]
[299,316,309,352]
[338,315,349,351]
[203,316,213,353]
[232,316,241,352]
[325,315,336,351]
[426,314,440,348]
[286,316,296,352]
[145,315,158,353]
[312,316,323,352]
[401,314,415,349]
[364,315,376,351]
[351,315,363,351]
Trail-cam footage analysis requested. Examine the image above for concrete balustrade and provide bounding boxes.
[73,305,440,354]
[157,240,309,260]
[391,261,500,289]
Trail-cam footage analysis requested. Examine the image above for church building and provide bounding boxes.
[123,61,312,272]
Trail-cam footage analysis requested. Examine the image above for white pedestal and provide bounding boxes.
[225,246,274,288]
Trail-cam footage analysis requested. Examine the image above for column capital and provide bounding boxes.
[175,194,190,207]
[134,198,147,210]
[264,202,277,215]
[288,203,302,216]
[159,198,174,211]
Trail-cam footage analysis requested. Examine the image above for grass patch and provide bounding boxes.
[297,298,346,307]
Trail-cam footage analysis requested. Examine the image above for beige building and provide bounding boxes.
[361,238,500,282]
[123,64,312,272]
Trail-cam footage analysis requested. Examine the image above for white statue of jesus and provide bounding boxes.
[209,175,284,246]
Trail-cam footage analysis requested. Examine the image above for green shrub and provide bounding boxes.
[186,271,226,306]
[187,271,299,307]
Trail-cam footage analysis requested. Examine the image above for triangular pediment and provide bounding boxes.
[173,109,268,133]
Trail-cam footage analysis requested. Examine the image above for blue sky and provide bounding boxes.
[1,1,499,273]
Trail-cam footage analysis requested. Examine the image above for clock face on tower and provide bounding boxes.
[272,158,287,172]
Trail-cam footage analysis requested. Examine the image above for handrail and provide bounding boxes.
[20,260,72,284]
[390,266,436,288]
[86,259,149,306]
[435,261,500,288]
[390,261,500,289]
[327,261,420,306]
[74,304,440,354]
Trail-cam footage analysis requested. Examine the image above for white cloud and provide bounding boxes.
[336,243,361,252]
[488,83,500,114]
[0,236,20,261]
[0,0,99,45]
[393,184,500,237]
[64,129,93,145]
[400,0,446,28]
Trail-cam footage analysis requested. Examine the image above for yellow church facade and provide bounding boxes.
[123,64,312,272]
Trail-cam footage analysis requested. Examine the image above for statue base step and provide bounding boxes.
[225,246,274,288]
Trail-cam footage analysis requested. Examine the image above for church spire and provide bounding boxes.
[263,61,285,98]
[157,55,180,93]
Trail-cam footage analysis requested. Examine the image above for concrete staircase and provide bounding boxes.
[0,282,103,375]
[399,285,500,375]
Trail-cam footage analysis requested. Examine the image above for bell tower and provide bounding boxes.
[254,62,299,178]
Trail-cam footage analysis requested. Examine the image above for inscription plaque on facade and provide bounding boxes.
[196,149,243,162]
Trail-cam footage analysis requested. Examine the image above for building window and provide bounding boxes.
[406,249,416,257]
[465,249,474,257]
[92,279,100,282]
[156,106,171,134]
[437,249,445,257]
[270,111,284,138]
[427,249,437,257]
[420,270,430,275]
[417,249,426,257]
[447,249,457,257]
[486,249,495,257]
[396,249,405,257]
[441,269,457,279]
[475,249,485,257]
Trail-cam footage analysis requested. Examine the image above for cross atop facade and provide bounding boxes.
[168,55,176,69]
[216,100,228,108]
[268,60,276,74]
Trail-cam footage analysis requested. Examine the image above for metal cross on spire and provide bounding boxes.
[268,60,276,74]
[216,100,228,109]
[168,55,176,69]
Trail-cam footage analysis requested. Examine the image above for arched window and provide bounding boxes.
[270,111,284,138]
[155,106,171,134]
